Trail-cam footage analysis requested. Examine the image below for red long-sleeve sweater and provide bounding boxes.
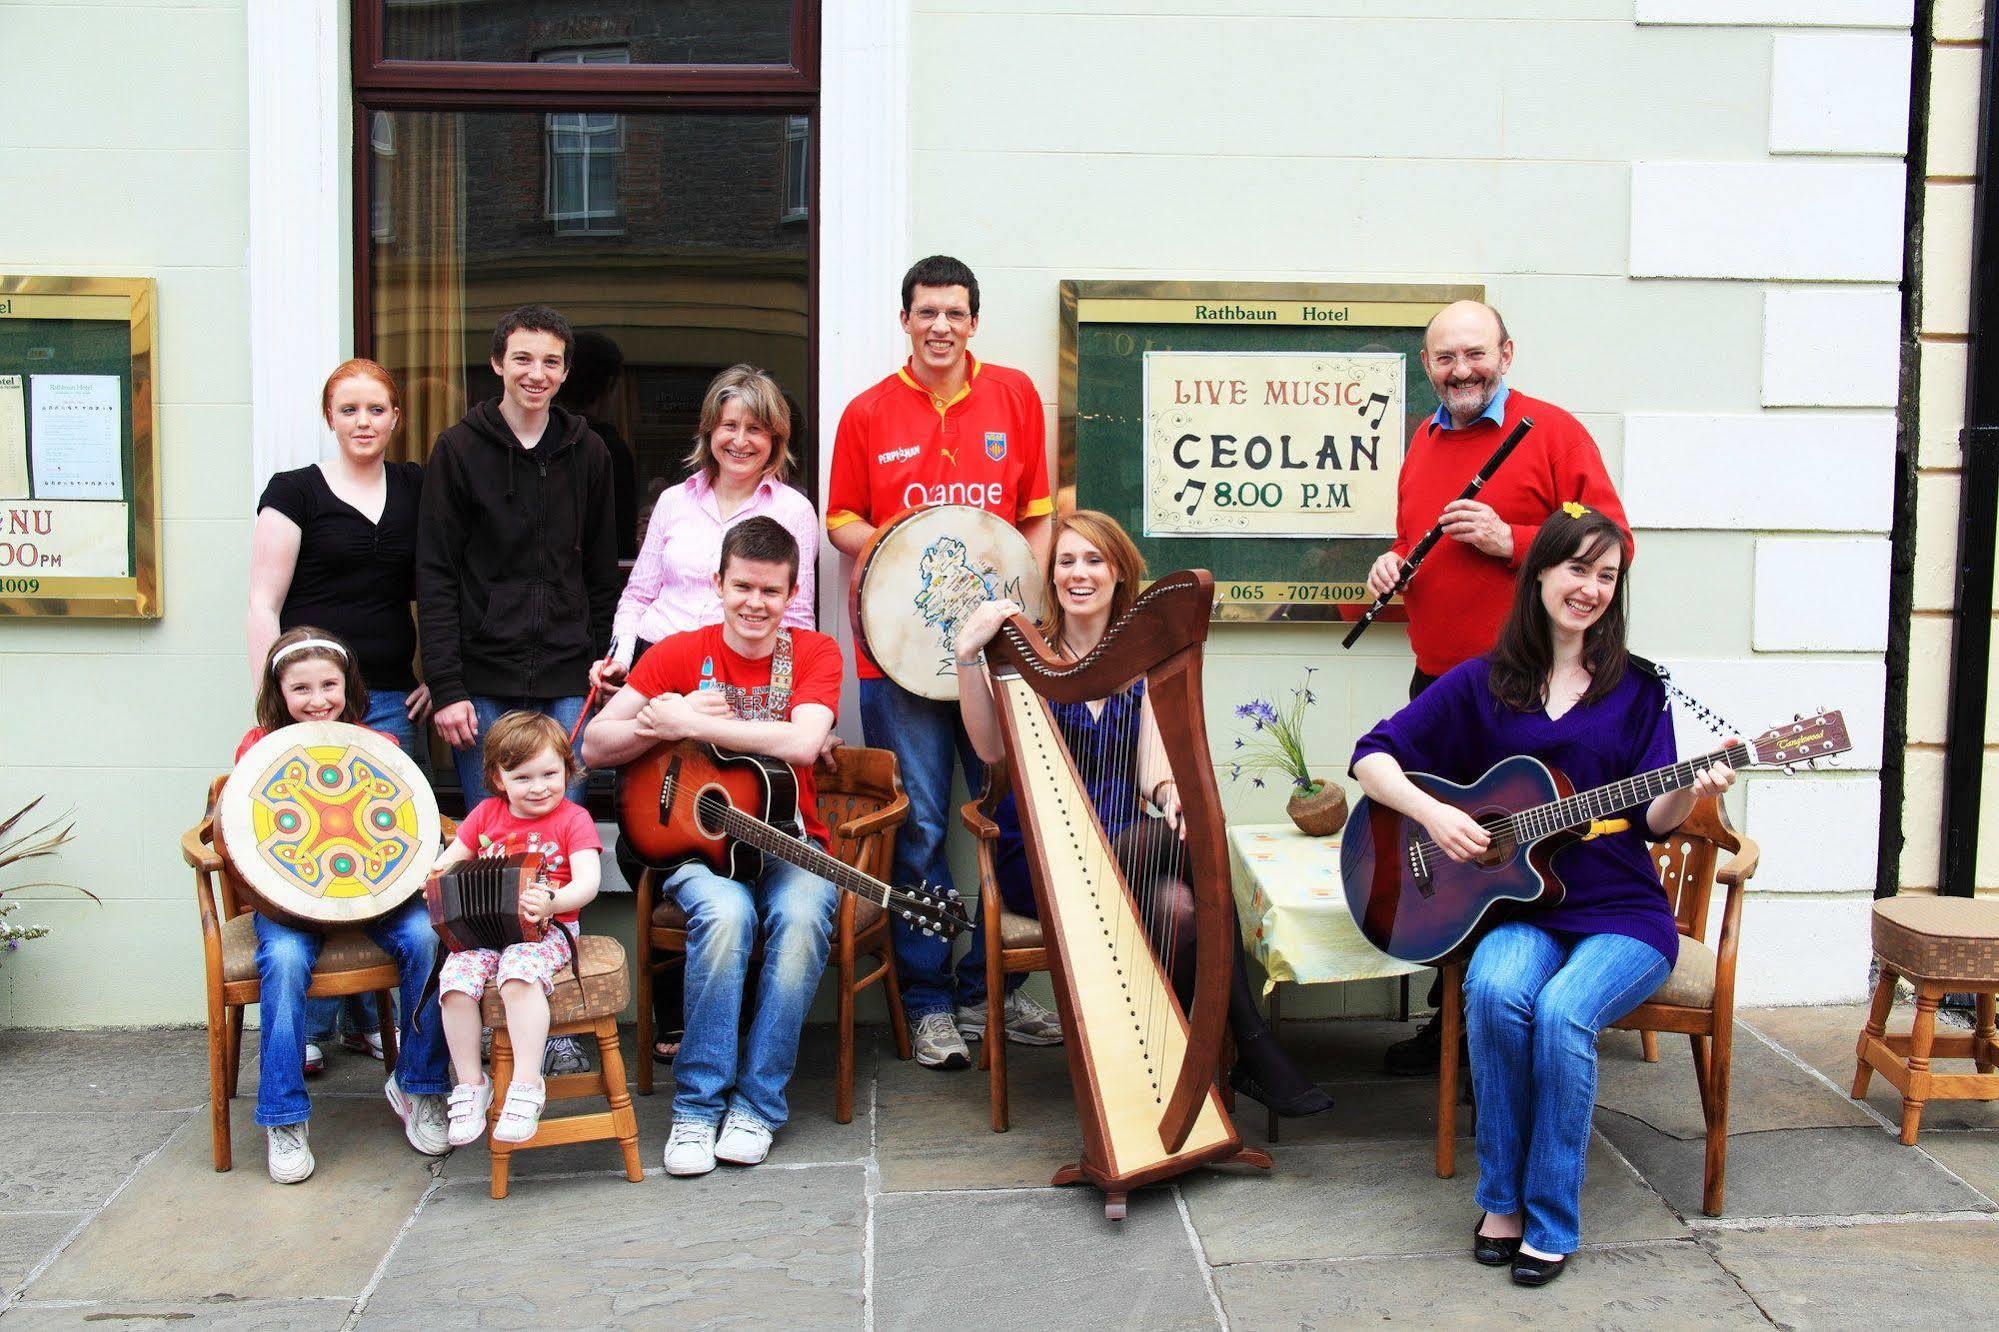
[1392,389,1629,677]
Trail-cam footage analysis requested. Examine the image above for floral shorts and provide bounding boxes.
[438,928,574,1000]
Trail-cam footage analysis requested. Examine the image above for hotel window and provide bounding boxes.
[782,115,810,225]
[539,49,629,237]
[369,112,396,242]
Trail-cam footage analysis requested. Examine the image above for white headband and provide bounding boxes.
[272,637,348,669]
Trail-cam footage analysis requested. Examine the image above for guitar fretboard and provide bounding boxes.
[1504,743,1752,843]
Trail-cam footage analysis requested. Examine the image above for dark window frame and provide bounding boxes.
[351,3,821,814]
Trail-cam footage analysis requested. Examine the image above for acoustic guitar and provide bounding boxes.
[615,739,972,938]
[1341,711,1851,965]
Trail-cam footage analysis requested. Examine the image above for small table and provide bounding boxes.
[1229,822,1425,1140]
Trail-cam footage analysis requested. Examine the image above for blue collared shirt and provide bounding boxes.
[1431,381,1509,431]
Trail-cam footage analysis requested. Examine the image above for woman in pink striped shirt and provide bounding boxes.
[591,363,819,1063]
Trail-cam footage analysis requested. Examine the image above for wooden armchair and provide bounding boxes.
[182,775,456,1172]
[1436,795,1759,1216]
[960,767,1052,1133]
[634,744,914,1122]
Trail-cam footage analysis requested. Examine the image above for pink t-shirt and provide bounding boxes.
[452,797,602,924]
[610,471,819,663]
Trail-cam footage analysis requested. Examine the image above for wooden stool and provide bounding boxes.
[482,935,644,1198]
[1852,896,1999,1145]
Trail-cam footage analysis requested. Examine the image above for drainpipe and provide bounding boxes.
[1938,0,1999,899]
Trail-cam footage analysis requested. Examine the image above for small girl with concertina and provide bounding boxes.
[432,711,603,1146]
[238,626,451,1184]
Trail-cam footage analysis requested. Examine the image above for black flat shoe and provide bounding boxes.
[1473,1215,1521,1267]
[1511,1252,1567,1287]
[1229,1063,1334,1118]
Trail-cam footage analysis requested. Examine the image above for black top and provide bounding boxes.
[415,400,617,705]
[258,461,424,692]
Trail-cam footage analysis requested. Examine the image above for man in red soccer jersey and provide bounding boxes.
[825,255,1058,1071]
[1364,298,1629,1074]
[582,517,843,1176]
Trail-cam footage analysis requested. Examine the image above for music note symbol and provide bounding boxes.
[1358,391,1390,431]
[1174,480,1205,515]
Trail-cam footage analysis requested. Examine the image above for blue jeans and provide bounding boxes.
[1464,922,1671,1254]
[859,678,985,1018]
[666,857,836,1130]
[304,690,420,1043]
[952,839,1036,1008]
[449,694,587,811]
[252,898,450,1127]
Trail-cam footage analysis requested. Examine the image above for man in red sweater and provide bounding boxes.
[1364,298,1629,1072]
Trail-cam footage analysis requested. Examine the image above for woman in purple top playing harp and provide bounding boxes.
[1351,505,1735,1287]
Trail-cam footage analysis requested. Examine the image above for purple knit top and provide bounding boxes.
[1351,657,1680,965]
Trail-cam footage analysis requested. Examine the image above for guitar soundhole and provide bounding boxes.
[1470,807,1516,869]
[693,786,730,839]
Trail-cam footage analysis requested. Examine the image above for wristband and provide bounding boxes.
[954,653,985,668]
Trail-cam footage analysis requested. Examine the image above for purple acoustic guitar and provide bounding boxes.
[1341,711,1851,965]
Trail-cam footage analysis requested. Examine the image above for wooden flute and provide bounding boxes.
[1340,416,1534,649]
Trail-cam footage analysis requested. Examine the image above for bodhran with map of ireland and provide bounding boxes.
[216,721,441,931]
[853,503,1047,701]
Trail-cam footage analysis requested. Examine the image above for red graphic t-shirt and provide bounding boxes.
[452,797,602,924]
[625,623,844,845]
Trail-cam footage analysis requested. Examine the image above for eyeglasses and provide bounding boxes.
[911,306,972,328]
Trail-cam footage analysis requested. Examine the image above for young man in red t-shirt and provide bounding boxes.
[825,255,1059,1070]
[582,517,842,1178]
[1362,299,1629,1079]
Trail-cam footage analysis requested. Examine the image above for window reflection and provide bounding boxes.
[383,0,795,67]
[367,109,812,559]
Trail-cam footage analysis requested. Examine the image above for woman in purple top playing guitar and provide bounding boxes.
[1350,505,1734,1288]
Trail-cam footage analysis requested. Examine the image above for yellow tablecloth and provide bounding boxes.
[1229,822,1423,994]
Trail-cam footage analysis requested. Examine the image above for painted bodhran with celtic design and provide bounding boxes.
[216,721,441,931]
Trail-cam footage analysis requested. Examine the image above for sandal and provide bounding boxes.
[653,1030,683,1066]
[492,1080,548,1144]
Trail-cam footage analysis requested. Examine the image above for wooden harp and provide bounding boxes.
[984,569,1269,1217]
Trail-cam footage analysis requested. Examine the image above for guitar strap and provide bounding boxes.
[1628,653,1747,741]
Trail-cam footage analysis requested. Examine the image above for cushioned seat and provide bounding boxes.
[1000,911,1042,950]
[652,893,886,935]
[220,911,394,984]
[478,934,630,1027]
[1872,897,1999,984]
[1646,936,1716,1008]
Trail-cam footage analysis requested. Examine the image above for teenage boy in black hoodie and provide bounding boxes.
[418,304,618,810]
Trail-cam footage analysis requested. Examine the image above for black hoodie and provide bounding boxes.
[416,399,617,707]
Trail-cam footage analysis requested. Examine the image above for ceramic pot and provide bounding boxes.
[1286,780,1348,837]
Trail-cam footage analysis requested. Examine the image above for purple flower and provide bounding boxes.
[1248,700,1280,727]
[1251,777,1266,789]
[1233,737,1244,749]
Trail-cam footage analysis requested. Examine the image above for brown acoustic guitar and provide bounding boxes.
[615,738,971,938]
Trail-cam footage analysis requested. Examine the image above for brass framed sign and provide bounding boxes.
[1059,280,1480,622]
[0,276,161,619]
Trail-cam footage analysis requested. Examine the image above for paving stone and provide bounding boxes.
[1265,1017,1441,1085]
[1594,1021,1875,1139]
[1233,1073,1470,1148]
[873,1188,1216,1332]
[872,1038,1088,1192]
[29,1099,434,1303]
[437,1024,875,1184]
[1708,1219,1999,1329]
[2,1298,354,1331]
[359,1163,864,1328]
[1745,1002,1999,1131]
[1214,1240,1768,1330]
[1912,1129,1999,1206]
[1180,1136,1684,1265]
[1594,1117,1994,1221]
[0,1212,83,1297]
[0,1110,186,1211]
[0,1028,215,1112]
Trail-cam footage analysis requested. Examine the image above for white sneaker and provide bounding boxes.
[664,1118,718,1177]
[543,1035,590,1076]
[912,1011,972,1070]
[492,1080,548,1144]
[384,1076,451,1156]
[303,1042,326,1076]
[714,1110,774,1166]
[446,1079,493,1147]
[958,990,1065,1046]
[266,1122,314,1184]
[342,1030,387,1061]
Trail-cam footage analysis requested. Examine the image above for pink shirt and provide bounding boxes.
[611,471,819,667]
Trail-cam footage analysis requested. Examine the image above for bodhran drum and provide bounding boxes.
[853,503,1046,701]
[216,721,441,931]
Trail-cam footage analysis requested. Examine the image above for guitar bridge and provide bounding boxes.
[1408,842,1434,898]
[658,754,682,825]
